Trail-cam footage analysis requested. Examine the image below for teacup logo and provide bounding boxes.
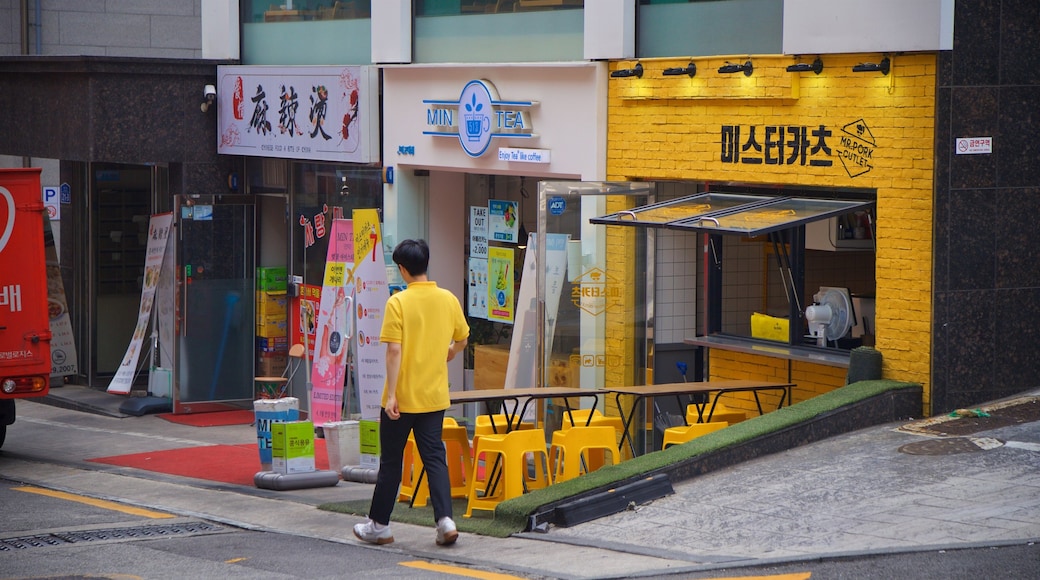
[0,186,16,254]
[457,80,494,157]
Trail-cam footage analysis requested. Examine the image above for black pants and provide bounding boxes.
[367,407,452,526]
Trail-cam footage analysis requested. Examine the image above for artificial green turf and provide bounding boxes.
[319,379,919,538]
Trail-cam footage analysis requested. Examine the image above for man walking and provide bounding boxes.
[353,239,469,546]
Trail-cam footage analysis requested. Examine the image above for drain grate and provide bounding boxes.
[0,521,225,551]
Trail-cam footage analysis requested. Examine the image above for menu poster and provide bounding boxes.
[488,200,519,244]
[107,213,174,394]
[487,246,514,324]
[309,219,354,427]
[352,209,389,421]
[45,217,78,378]
[468,257,488,319]
[290,284,321,360]
[470,205,489,259]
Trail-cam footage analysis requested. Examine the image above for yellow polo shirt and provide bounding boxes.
[379,281,469,413]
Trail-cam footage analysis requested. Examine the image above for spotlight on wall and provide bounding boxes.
[852,56,890,75]
[718,60,753,76]
[200,84,216,112]
[663,62,697,77]
[339,176,350,196]
[610,62,643,78]
[786,57,824,75]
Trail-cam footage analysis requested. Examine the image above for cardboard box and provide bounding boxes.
[272,420,315,474]
[751,312,789,342]
[257,266,288,292]
[257,352,288,376]
[257,291,288,318]
[257,316,288,338]
[257,336,288,353]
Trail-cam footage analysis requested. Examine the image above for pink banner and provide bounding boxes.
[309,219,354,426]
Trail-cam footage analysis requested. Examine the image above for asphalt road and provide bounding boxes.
[0,480,526,579]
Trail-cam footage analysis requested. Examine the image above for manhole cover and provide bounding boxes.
[899,437,1003,455]
[898,396,1040,437]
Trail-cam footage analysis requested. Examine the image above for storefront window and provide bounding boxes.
[241,1,372,65]
[417,1,582,16]
[637,0,782,58]
[414,1,583,63]
[291,162,383,287]
[242,0,371,23]
[594,182,876,354]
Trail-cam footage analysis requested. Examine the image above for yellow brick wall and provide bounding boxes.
[606,54,936,409]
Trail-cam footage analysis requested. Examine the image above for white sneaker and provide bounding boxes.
[436,517,458,546]
[353,519,394,545]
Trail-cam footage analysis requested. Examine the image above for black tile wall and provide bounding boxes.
[996,86,1040,188]
[951,0,1001,86]
[947,189,995,291]
[949,88,998,189]
[934,1,1040,412]
[1000,0,1040,86]
[995,189,1040,288]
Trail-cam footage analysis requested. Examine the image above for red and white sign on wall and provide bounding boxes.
[216,65,380,163]
[956,137,992,155]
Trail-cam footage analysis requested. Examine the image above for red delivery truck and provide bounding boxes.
[0,168,52,449]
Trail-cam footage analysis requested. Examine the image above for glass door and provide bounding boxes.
[533,181,653,433]
[171,194,256,413]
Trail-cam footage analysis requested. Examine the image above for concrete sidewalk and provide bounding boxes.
[10,385,1040,579]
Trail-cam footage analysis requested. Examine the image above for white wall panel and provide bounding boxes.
[784,0,953,55]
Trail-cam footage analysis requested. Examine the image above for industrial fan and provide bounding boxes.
[805,287,854,347]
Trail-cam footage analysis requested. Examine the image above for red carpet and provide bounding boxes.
[157,409,256,427]
[88,440,329,486]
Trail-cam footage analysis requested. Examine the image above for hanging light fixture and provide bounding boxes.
[718,60,753,76]
[610,62,643,78]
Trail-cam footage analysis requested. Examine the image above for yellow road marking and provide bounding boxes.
[713,574,811,580]
[400,561,526,579]
[225,557,249,564]
[13,486,174,519]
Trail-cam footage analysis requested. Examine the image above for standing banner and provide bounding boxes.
[309,219,354,427]
[352,209,388,421]
[487,246,515,323]
[107,213,174,394]
[44,217,78,378]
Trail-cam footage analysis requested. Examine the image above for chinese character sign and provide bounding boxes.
[217,65,378,163]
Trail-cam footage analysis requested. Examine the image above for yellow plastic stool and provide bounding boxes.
[686,402,747,425]
[398,418,472,507]
[557,408,631,462]
[662,421,729,449]
[548,425,618,483]
[464,429,550,518]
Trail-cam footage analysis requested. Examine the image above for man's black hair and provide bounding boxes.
[392,239,429,277]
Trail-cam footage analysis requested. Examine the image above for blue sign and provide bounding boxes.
[549,197,566,215]
[422,79,535,158]
[60,182,71,204]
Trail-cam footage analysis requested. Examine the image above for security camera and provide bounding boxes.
[200,84,217,112]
